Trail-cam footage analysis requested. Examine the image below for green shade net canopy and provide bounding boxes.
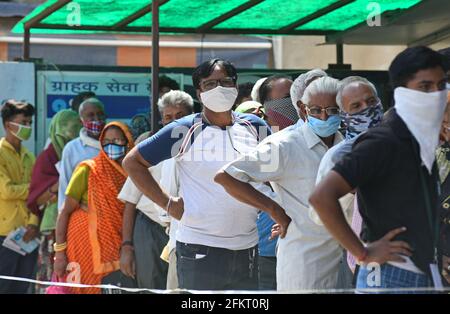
[12,0,422,35]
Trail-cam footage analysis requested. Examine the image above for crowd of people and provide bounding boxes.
[0,45,449,294]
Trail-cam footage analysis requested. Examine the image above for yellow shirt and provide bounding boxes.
[65,164,89,206]
[0,137,38,236]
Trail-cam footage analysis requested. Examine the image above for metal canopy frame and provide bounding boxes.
[20,0,351,133]
[18,0,430,132]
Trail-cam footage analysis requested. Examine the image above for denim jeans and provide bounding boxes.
[176,241,258,291]
[133,211,169,290]
[356,263,433,294]
[0,236,38,294]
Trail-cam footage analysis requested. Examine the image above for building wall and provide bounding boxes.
[0,42,7,61]
[116,46,197,67]
[279,35,407,70]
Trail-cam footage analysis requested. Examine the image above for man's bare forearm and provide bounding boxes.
[309,171,366,259]
[214,170,281,216]
[122,202,137,243]
[123,147,170,209]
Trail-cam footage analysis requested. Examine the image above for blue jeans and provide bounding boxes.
[176,241,258,290]
[0,236,38,294]
[356,263,433,294]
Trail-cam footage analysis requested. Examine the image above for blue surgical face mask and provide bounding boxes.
[307,115,341,138]
[103,143,126,160]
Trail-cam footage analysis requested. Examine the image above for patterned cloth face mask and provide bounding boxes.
[83,120,106,136]
[264,97,299,130]
[103,143,126,160]
[340,101,384,140]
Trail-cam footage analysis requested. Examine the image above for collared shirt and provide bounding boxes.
[58,128,100,212]
[333,109,440,275]
[0,137,38,236]
[223,123,344,290]
[137,112,270,250]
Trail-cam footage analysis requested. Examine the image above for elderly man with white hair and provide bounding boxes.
[290,69,328,124]
[310,76,384,289]
[215,76,345,290]
[119,90,193,290]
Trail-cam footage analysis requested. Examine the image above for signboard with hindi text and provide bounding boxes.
[36,70,184,153]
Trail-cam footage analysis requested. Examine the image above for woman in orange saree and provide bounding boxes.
[53,121,134,294]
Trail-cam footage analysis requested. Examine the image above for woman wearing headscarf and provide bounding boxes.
[27,109,82,294]
[53,122,134,294]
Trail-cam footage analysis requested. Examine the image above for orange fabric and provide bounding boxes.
[66,122,134,294]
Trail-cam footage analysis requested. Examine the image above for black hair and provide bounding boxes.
[388,46,449,88]
[233,82,255,107]
[71,91,96,112]
[192,58,237,90]
[1,99,35,125]
[159,75,180,92]
[438,47,450,60]
[259,74,292,104]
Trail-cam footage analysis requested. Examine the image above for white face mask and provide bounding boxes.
[200,86,238,113]
[394,87,448,174]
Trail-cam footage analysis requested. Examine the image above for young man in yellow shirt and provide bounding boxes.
[0,100,38,294]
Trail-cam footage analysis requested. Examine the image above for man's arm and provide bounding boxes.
[214,139,291,238]
[123,148,169,209]
[123,148,185,220]
[122,147,169,208]
[0,163,29,201]
[214,171,290,238]
[57,146,73,211]
[120,201,137,279]
[309,170,412,265]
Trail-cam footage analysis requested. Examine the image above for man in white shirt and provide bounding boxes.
[57,98,105,212]
[290,68,328,124]
[215,76,345,291]
[118,90,193,289]
[123,59,290,290]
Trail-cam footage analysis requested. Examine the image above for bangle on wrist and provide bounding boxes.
[53,242,67,252]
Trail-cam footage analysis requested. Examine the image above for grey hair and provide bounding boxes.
[336,76,378,110]
[301,76,340,106]
[157,90,193,114]
[291,69,328,106]
[251,77,268,103]
[78,97,105,115]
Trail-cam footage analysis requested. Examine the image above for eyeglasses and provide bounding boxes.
[200,77,236,91]
[306,106,340,116]
[102,138,127,145]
